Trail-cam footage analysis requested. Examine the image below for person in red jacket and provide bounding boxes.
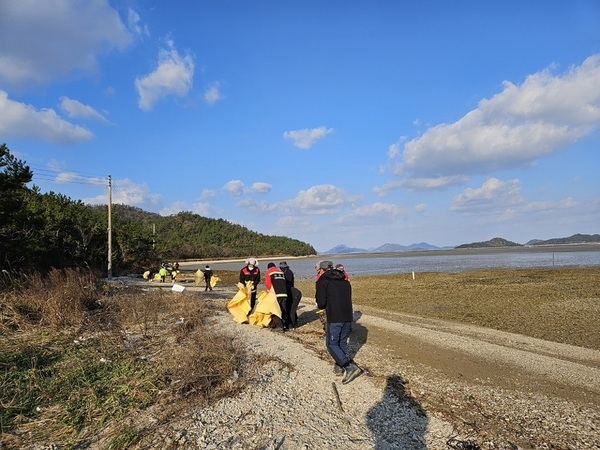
[240,258,260,311]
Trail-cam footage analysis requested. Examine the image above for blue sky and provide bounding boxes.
[1,0,599,252]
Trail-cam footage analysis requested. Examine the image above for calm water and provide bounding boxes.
[187,246,600,280]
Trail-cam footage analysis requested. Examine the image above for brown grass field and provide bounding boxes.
[295,266,600,351]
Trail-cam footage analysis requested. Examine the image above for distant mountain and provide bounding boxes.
[323,242,440,255]
[372,242,439,253]
[525,233,600,246]
[323,233,599,255]
[324,244,369,254]
[457,233,600,249]
[456,237,522,249]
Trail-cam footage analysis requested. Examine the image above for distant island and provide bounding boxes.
[323,233,600,255]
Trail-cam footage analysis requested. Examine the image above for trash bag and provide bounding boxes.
[248,290,282,328]
[227,282,251,324]
[210,275,220,288]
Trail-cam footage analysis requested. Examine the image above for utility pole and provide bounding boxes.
[107,175,112,279]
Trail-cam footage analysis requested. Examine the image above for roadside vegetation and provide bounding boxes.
[0,269,246,449]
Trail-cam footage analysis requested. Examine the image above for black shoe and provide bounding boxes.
[333,364,344,376]
[342,363,363,384]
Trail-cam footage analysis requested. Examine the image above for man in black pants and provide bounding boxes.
[315,260,363,384]
[203,265,213,291]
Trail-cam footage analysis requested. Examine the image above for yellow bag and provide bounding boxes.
[210,275,220,288]
[226,283,251,324]
[247,290,282,328]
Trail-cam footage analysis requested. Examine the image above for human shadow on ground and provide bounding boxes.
[366,374,429,449]
[349,310,368,359]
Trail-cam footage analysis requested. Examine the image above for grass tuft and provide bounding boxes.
[0,268,246,448]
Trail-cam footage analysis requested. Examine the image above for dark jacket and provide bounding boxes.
[265,266,288,299]
[315,269,353,323]
[240,266,260,292]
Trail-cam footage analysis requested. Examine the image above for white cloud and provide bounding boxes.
[0,90,93,143]
[191,201,211,216]
[400,175,470,191]
[283,184,349,214]
[135,40,194,111]
[204,82,223,105]
[223,179,246,196]
[251,182,272,193]
[81,178,160,209]
[59,97,109,123]
[127,8,149,38]
[283,126,333,149]
[450,178,524,212]
[54,172,105,185]
[521,197,577,213]
[415,203,427,213]
[237,198,275,214]
[387,142,401,159]
[396,54,600,187]
[0,0,132,88]
[199,188,216,200]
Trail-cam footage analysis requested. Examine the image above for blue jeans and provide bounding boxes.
[326,322,352,367]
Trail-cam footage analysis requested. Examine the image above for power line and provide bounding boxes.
[28,164,109,187]
[27,163,107,180]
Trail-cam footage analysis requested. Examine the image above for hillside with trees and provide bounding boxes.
[0,144,316,276]
[455,237,522,249]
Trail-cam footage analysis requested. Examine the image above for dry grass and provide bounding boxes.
[296,266,600,350]
[0,269,247,449]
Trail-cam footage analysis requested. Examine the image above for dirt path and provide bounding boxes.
[353,305,600,403]
[284,297,600,449]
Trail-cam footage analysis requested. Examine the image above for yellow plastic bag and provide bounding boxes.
[248,290,282,328]
[210,275,220,288]
[226,282,251,324]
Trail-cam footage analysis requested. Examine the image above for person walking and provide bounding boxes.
[315,260,363,384]
[203,265,213,291]
[240,258,260,311]
[266,262,289,331]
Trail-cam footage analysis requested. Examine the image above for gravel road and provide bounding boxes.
[125,290,600,450]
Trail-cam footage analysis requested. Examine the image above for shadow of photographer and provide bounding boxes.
[366,374,429,449]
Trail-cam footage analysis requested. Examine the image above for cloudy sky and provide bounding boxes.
[1,0,599,252]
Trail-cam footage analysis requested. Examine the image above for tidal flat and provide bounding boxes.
[295,266,600,350]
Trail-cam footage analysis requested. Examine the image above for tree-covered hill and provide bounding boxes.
[103,206,317,261]
[456,237,522,249]
[526,233,600,246]
[1,143,315,276]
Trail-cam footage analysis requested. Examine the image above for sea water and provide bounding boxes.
[188,246,600,280]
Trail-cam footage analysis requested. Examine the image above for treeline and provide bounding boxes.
[0,144,316,276]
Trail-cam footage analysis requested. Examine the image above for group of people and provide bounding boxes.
[238,257,362,385]
[239,258,301,331]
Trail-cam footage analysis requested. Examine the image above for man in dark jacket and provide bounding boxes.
[315,260,363,384]
[279,261,296,327]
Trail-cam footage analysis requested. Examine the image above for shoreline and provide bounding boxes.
[178,243,600,267]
